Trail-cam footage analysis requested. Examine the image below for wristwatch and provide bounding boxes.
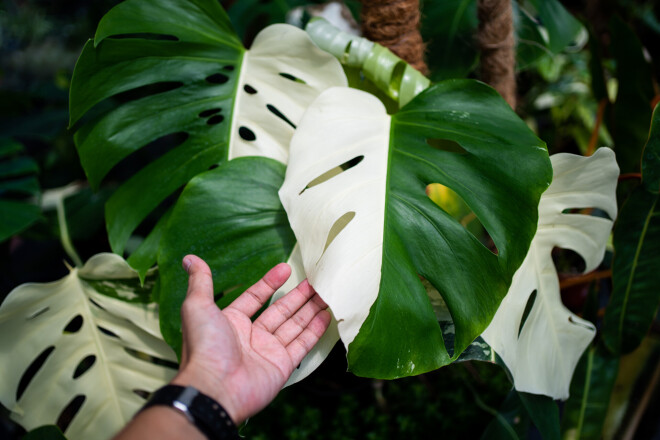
[140,385,239,439]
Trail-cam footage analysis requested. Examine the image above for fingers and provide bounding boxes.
[272,293,327,346]
[225,263,292,317]
[253,279,319,332]
[286,309,332,366]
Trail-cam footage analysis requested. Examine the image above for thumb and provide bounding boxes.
[182,255,214,304]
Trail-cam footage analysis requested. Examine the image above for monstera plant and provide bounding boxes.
[1,0,637,438]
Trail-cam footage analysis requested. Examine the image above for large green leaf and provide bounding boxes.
[609,15,655,174]
[69,0,346,255]
[603,103,660,355]
[603,190,660,354]
[0,139,41,242]
[0,253,177,439]
[482,148,619,399]
[157,157,297,353]
[561,345,619,440]
[279,82,551,378]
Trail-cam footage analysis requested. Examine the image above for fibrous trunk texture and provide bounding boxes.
[360,0,429,75]
[477,0,517,109]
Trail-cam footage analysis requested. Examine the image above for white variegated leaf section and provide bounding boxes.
[0,253,177,439]
[230,24,348,163]
[269,244,340,387]
[482,148,619,399]
[279,87,390,350]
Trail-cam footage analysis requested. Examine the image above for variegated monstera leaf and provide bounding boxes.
[69,0,347,353]
[482,148,619,399]
[0,254,177,439]
[280,84,552,378]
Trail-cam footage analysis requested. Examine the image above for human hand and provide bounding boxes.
[171,255,331,424]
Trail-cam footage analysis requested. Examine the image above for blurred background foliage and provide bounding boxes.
[1,0,659,438]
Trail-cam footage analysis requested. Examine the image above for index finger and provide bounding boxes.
[224,263,291,317]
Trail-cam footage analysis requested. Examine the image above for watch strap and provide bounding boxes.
[141,385,238,439]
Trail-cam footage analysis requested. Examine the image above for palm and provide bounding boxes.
[175,256,330,424]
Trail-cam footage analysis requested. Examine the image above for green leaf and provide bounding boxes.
[421,0,478,80]
[518,392,560,440]
[70,0,346,255]
[280,81,552,378]
[528,0,584,54]
[609,15,655,174]
[561,345,619,440]
[642,103,660,193]
[22,425,67,440]
[482,148,619,399]
[127,207,173,284]
[0,254,177,438]
[481,390,530,440]
[158,157,296,354]
[0,139,41,242]
[603,189,660,354]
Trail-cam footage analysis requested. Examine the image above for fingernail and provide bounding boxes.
[183,257,192,273]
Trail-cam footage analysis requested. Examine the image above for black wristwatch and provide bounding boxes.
[140,385,239,439]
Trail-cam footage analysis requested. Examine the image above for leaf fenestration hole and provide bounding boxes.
[207,115,225,125]
[124,347,178,370]
[561,207,612,221]
[88,298,105,310]
[425,183,497,255]
[299,156,364,195]
[266,104,296,129]
[239,126,256,141]
[73,355,96,379]
[244,84,257,94]
[26,307,49,320]
[223,65,235,71]
[205,73,229,85]
[16,346,55,401]
[518,290,537,337]
[63,315,83,334]
[426,139,468,154]
[108,33,178,42]
[317,212,356,263]
[198,108,221,118]
[113,81,183,104]
[279,72,307,84]
[56,395,86,433]
[97,326,120,339]
[133,389,151,400]
[551,247,586,274]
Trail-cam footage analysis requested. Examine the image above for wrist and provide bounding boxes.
[171,365,241,424]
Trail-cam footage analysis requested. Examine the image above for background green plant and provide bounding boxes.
[1,0,659,439]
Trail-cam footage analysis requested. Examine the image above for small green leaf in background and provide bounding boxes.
[481,390,531,440]
[22,425,67,440]
[561,345,620,440]
[609,15,655,174]
[642,104,660,193]
[528,0,584,54]
[421,0,478,81]
[158,157,296,354]
[604,103,660,355]
[0,138,41,242]
[518,392,560,440]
